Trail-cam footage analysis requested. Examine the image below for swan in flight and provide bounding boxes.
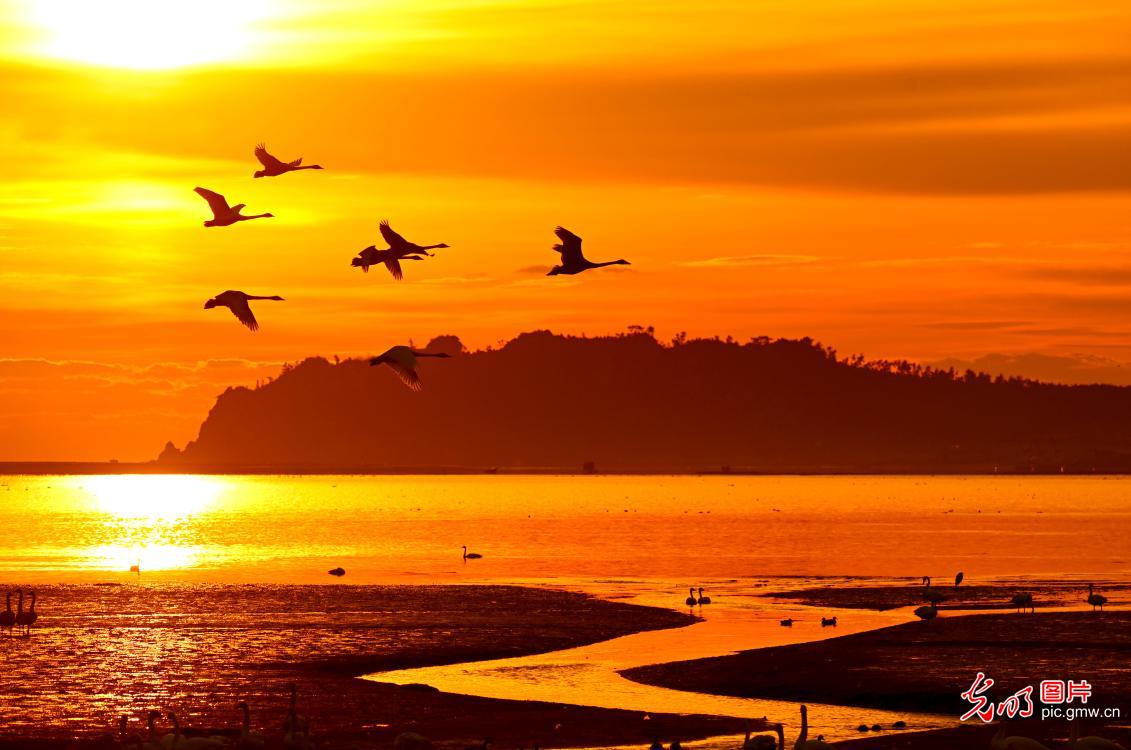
[462,545,482,560]
[194,187,273,227]
[204,291,285,331]
[369,345,451,391]
[547,227,630,276]
[351,246,425,280]
[0,593,13,636]
[1087,584,1108,612]
[794,705,834,749]
[253,143,323,178]
[378,220,449,257]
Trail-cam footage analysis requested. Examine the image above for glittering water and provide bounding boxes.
[3,474,1130,582]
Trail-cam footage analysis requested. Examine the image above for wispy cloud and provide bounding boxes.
[682,254,820,269]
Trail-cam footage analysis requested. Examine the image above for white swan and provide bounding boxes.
[794,706,834,749]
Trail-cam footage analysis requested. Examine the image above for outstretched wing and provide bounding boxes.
[380,220,410,251]
[384,256,404,280]
[288,157,303,167]
[387,361,423,391]
[553,226,584,264]
[194,187,231,218]
[227,296,259,331]
[254,144,287,170]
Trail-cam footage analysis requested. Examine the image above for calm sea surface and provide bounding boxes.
[2,474,1129,582]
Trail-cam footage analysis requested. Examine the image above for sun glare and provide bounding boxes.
[25,0,271,70]
[80,475,224,519]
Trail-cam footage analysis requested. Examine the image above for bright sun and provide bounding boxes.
[26,0,271,70]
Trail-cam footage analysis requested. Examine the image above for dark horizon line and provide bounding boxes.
[0,461,1123,477]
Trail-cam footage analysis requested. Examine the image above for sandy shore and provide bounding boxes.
[0,584,747,749]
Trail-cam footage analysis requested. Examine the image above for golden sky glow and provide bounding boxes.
[1,0,1130,459]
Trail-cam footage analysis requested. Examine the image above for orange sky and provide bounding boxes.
[1,0,1130,460]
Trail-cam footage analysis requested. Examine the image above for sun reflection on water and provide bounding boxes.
[77,475,224,572]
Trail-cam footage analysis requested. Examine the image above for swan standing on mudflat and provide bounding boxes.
[921,576,946,604]
[914,602,937,623]
[194,187,273,227]
[1087,584,1108,612]
[253,144,323,178]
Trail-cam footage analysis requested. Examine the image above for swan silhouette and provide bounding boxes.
[1011,592,1035,613]
[194,187,273,227]
[370,346,451,391]
[547,227,630,276]
[991,722,1050,749]
[697,587,711,605]
[779,618,794,627]
[1087,584,1108,612]
[0,592,13,636]
[253,143,323,178]
[921,576,946,604]
[794,705,833,749]
[236,701,265,748]
[204,291,285,331]
[820,616,837,627]
[351,247,425,279]
[327,567,346,577]
[462,545,482,560]
[14,590,36,637]
[743,721,784,750]
[166,712,226,750]
[685,587,697,606]
[914,602,938,623]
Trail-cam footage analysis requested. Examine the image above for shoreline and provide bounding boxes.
[6,462,1131,476]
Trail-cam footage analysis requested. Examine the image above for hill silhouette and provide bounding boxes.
[159,330,1131,473]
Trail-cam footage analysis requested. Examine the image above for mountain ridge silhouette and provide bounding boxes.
[157,329,1131,473]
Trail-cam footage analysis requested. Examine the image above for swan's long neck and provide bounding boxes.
[593,259,627,268]
[28,592,35,611]
[16,592,22,615]
[796,707,808,749]
[775,725,784,750]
